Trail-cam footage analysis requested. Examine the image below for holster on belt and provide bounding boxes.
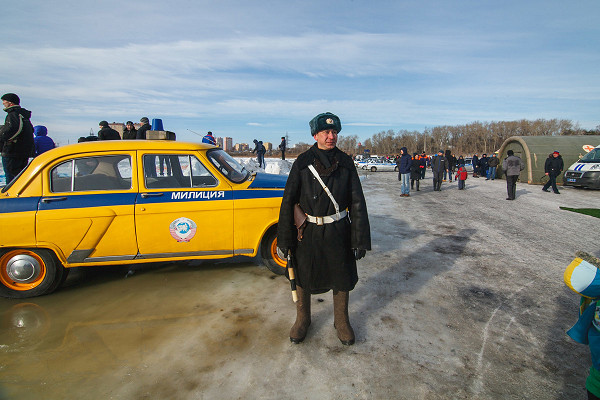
[293,204,307,241]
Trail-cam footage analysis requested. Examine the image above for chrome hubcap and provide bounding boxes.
[6,255,41,283]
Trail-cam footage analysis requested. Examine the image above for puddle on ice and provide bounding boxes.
[0,257,287,400]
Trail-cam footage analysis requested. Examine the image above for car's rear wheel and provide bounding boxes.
[394,166,398,172]
[0,249,64,299]
[261,230,287,275]
[371,166,377,172]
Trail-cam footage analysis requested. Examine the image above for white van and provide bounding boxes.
[563,144,600,188]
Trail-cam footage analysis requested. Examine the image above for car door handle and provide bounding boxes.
[140,192,164,198]
[41,197,67,203]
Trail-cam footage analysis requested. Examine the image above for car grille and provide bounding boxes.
[565,171,583,178]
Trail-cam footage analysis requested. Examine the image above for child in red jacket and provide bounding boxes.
[455,166,468,190]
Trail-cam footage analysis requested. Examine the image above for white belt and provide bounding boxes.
[306,209,348,225]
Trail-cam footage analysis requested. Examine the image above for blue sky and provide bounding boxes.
[2,0,599,147]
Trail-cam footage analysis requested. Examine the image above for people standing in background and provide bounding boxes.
[98,121,121,140]
[455,165,468,190]
[123,121,137,139]
[420,152,428,179]
[410,152,422,192]
[33,126,55,156]
[279,137,287,160]
[487,153,499,180]
[457,155,466,169]
[444,150,455,182]
[1,93,35,183]
[398,147,411,197]
[136,117,151,139]
[542,151,564,194]
[479,154,489,179]
[431,150,449,191]
[252,139,266,168]
[502,149,525,200]
[472,153,479,177]
[202,131,217,145]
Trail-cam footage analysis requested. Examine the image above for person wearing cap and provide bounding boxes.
[487,153,500,180]
[136,117,151,140]
[202,131,217,146]
[420,151,428,179]
[33,126,55,156]
[97,121,121,140]
[277,112,371,346]
[542,151,564,194]
[1,93,35,183]
[502,149,525,200]
[123,121,137,140]
[279,136,286,160]
[431,150,449,191]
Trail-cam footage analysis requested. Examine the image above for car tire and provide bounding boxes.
[0,249,65,299]
[394,166,398,172]
[261,230,287,275]
[371,166,377,172]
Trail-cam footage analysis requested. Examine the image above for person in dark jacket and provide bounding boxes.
[457,155,466,168]
[410,153,422,191]
[279,137,286,160]
[33,126,55,156]
[472,153,479,177]
[542,151,564,194]
[252,139,266,168]
[123,121,137,140]
[277,112,371,346]
[444,150,454,182]
[486,154,500,180]
[98,121,121,140]
[431,150,449,191]
[397,146,412,196]
[136,117,152,139]
[502,149,525,200]
[1,93,35,183]
[479,154,489,179]
[420,152,428,179]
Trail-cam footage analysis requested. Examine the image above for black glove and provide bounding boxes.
[279,247,290,258]
[354,249,366,260]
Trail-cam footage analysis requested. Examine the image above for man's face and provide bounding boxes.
[553,153,559,158]
[313,129,338,150]
[127,123,133,130]
[2,100,12,108]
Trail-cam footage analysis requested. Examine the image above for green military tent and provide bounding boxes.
[497,135,600,185]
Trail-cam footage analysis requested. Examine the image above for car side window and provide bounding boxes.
[50,155,132,192]
[144,154,218,189]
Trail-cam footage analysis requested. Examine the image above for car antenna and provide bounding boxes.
[187,129,204,138]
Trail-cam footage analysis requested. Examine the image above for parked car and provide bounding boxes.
[563,144,600,189]
[360,159,398,172]
[0,140,287,298]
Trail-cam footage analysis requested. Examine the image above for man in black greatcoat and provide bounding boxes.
[277,112,371,346]
[1,93,35,183]
[98,121,121,140]
[542,151,564,194]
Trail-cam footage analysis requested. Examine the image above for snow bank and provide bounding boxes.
[237,157,294,176]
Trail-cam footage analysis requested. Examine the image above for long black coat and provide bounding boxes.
[277,144,371,294]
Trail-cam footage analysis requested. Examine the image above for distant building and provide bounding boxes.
[224,137,233,151]
[216,137,223,148]
[234,143,249,152]
[264,142,273,151]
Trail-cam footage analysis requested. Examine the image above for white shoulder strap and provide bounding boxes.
[308,164,341,218]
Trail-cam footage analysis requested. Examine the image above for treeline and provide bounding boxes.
[333,119,600,156]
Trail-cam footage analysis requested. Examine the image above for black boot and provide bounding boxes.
[416,181,420,191]
[333,290,355,345]
[290,285,311,343]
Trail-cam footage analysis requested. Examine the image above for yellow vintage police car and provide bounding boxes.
[0,140,287,298]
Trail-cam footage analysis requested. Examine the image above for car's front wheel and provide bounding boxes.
[0,249,65,299]
[370,166,377,172]
[261,230,287,275]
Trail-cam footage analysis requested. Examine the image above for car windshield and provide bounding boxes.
[580,148,600,163]
[207,149,249,183]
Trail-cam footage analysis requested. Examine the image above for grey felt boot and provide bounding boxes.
[333,290,355,345]
[290,285,311,343]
